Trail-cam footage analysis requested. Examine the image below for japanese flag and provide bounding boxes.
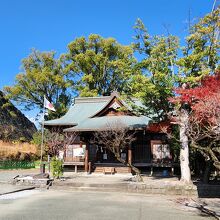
[44,97,56,111]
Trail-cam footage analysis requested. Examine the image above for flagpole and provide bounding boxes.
[40,96,46,164]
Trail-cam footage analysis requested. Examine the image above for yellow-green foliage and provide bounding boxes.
[2,102,12,109]
[177,8,220,83]
[65,34,136,97]
[4,49,73,119]
[131,9,219,121]
[9,111,17,118]
[50,157,63,179]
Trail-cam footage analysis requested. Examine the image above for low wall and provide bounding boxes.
[53,180,220,198]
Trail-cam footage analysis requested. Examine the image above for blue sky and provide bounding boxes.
[0,0,216,122]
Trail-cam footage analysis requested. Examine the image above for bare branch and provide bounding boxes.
[45,127,78,156]
[90,121,143,182]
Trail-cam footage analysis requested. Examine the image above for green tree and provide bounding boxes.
[131,10,219,183]
[131,8,219,119]
[4,49,74,118]
[173,8,219,182]
[63,34,136,97]
[177,8,220,83]
[129,19,179,121]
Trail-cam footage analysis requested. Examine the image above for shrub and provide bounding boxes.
[50,157,63,179]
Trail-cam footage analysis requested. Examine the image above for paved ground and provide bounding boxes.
[0,190,212,220]
[0,183,34,195]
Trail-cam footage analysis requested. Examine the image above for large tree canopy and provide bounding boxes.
[130,8,219,121]
[177,8,220,83]
[129,19,179,121]
[130,9,219,183]
[63,34,136,97]
[5,50,74,118]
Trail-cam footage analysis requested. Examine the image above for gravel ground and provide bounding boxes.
[0,169,39,183]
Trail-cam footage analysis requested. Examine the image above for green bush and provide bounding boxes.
[31,131,50,158]
[31,131,42,146]
[50,157,63,179]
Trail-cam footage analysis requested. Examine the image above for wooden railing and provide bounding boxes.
[64,157,84,162]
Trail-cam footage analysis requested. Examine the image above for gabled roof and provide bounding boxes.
[89,92,131,118]
[44,93,151,131]
[44,96,110,126]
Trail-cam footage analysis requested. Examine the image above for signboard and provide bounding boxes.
[66,144,85,158]
[73,147,84,157]
[151,140,171,163]
[58,150,64,159]
[103,153,108,160]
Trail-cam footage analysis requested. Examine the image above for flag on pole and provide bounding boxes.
[44,96,56,111]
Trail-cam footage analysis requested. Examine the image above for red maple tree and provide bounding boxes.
[170,71,220,171]
[173,72,220,124]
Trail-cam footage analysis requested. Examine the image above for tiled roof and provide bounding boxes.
[64,115,150,132]
[44,96,109,126]
[44,94,151,130]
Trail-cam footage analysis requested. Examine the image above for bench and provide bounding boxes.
[103,167,115,174]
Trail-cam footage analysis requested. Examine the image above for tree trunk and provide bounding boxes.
[209,149,220,170]
[179,109,191,183]
[115,155,143,182]
[213,161,220,170]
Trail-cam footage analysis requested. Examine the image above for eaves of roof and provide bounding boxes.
[64,115,150,132]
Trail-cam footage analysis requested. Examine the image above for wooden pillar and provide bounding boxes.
[150,166,153,176]
[88,162,91,174]
[171,166,174,176]
[85,144,89,173]
[128,146,132,173]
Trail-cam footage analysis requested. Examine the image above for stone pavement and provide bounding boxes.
[53,172,197,196]
[0,169,220,198]
[51,172,220,199]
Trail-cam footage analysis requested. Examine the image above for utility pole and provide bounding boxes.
[212,0,218,12]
